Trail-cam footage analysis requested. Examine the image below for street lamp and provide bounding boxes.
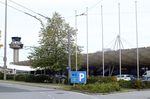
[75,10,84,71]
[75,9,88,71]
[75,8,89,77]
[86,7,89,78]
[2,0,49,80]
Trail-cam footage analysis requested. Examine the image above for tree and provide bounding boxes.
[28,12,82,72]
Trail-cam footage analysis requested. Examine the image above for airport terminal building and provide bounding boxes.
[13,47,150,77]
[81,47,150,76]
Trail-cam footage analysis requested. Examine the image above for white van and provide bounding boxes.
[142,70,150,81]
[142,70,150,77]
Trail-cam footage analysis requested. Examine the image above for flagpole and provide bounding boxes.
[118,3,122,78]
[135,1,139,80]
[101,5,105,77]
[86,7,89,77]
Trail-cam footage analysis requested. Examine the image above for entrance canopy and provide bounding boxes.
[82,47,150,67]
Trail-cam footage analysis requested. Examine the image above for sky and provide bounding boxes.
[0,0,150,70]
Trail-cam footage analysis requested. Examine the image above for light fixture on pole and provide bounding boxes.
[75,10,88,72]
[3,0,7,80]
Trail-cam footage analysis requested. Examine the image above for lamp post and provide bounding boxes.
[75,9,88,73]
[2,0,49,80]
[3,0,7,80]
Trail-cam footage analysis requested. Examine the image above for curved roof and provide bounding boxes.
[82,47,150,67]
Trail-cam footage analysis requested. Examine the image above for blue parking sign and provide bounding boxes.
[71,71,86,84]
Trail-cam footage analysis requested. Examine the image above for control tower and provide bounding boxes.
[9,37,23,63]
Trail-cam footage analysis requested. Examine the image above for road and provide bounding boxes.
[0,81,150,99]
[0,82,97,99]
[95,90,150,99]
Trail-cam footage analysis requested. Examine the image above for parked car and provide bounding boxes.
[116,74,131,81]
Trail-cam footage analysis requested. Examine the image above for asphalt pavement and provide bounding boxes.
[1,81,150,99]
[95,90,150,99]
[0,81,97,99]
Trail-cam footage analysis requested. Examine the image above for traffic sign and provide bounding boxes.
[70,71,86,84]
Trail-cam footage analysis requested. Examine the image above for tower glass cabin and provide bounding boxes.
[9,37,23,63]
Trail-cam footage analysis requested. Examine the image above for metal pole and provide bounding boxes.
[135,1,139,80]
[68,31,71,84]
[86,7,89,78]
[3,0,7,80]
[118,3,122,78]
[101,5,105,77]
[75,10,78,71]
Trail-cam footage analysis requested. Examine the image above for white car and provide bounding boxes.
[116,74,131,81]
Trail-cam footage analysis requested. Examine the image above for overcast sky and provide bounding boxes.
[0,0,150,69]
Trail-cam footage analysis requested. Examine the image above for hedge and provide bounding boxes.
[71,82,120,93]
[118,80,150,89]
[87,76,117,84]
[15,74,26,81]
[0,72,3,80]
[6,74,14,80]
[11,74,67,83]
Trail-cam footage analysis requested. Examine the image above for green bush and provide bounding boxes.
[119,80,148,89]
[16,74,56,83]
[25,74,51,83]
[0,72,3,80]
[143,81,150,88]
[118,80,150,89]
[71,82,120,93]
[46,76,53,83]
[34,75,48,83]
[15,74,26,81]
[87,76,116,84]
[6,74,14,80]
[87,76,100,84]
[91,82,120,93]
[131,80,146,89]
[96,77,116,84]
[71,84,94,92]
[25,74,35,82]
[118,80,132,88]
